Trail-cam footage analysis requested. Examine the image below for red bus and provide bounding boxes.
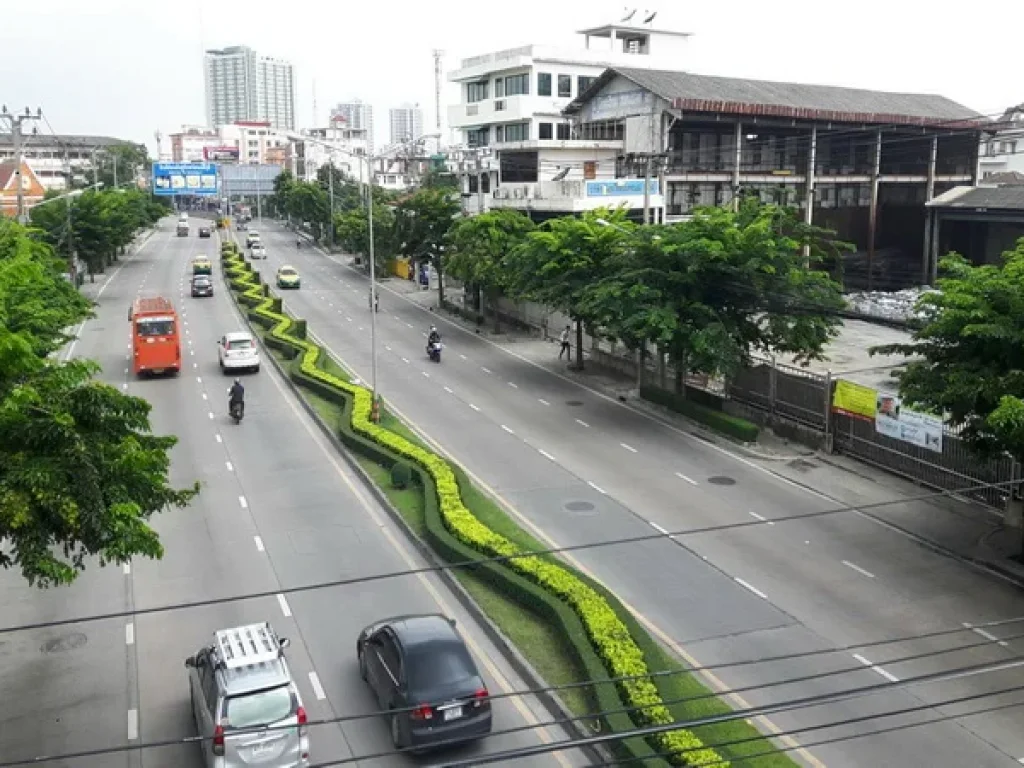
[129,296,182,376]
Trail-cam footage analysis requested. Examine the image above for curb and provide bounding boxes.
[219,245,607,766]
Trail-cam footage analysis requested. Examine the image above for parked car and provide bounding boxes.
[191,275,213,298]
[356,614,492,751]
[218,331,260,373]
[185,622,309,767]
[276,265,300,289]
[198,225,212,238]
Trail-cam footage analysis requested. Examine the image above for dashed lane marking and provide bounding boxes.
[239,495,248,509]
[620,442,638,453]
[277,594,292,618]
[254,536,265,552]
[735,578,769,601]
[588,481,607,495]
[842,560,876,579]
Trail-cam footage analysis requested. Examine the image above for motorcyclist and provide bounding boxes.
[427,325,441,348]
[228,378,245,417]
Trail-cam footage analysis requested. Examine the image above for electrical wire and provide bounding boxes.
[0,476,1020,636]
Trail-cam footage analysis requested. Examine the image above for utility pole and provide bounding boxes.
[328,158,335,248]
[642,98,656,225]
[0,106,43,223]
[433,49,445,154]
[476,151,486,214]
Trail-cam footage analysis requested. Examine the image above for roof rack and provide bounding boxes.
[214,622,283,670]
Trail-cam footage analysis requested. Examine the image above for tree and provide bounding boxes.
[447,209,535,331]
[334,203,395,269]
[0,221,198,586]
[89,143,150,190]
[395,187,461,304]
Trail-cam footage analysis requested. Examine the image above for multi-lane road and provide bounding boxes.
[248,219,1024,768]
[0,220,588,768]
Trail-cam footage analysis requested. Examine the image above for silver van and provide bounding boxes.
[185,622,310,767]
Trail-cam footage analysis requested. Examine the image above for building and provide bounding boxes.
[218,121,289,165]
[170,125,221,163]
[331,100,375,155]
[204,45,296,131]
[389,103,424,144]
[924,186,1024,279]
[0,160,47,218]
[287,117,370,181]
[0,134,140,191]
[446,19,690,215]
[979,106,1024,181]
[374,155,430,191]
[564,67,985,289]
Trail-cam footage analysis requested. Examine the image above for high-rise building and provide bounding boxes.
[389,103,424,145]
[330,100,375,154]
[204,46,296,131]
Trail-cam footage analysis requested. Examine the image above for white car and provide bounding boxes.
[251,244,267,259]
[218,331,260,373]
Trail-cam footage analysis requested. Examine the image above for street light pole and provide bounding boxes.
[1,106,42,223]
[367,160,379,420]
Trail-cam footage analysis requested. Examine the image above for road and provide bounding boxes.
[0,219,587,768]
[252,219,1024,768]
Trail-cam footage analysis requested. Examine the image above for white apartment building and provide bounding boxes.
[331,100,375,155]
[205,46,296,131]
[170,125,220,162]
[288,120,370,181]
[0,134,139,190]
[979,106,1024,181]
[219,121,289,164]
[446,20,689,217]
[389,103,424,144]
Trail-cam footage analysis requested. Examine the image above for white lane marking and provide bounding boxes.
[125,623,135,646]
[254,536,265,552]
[308,671,327,701]
[852,653,900,682]
[538,449,557,461]
[501,424,515,434]
[401,357,410,364]
[385,345,392,351]
[650,521,669,536]
[735,578,769,601]
[358,326,364,331]
[444,386,454,394]
[193,363,198,369]
[481,366,492,374]
[124,367,128,374]
[421,371,430,378]
[127,709,138,740]
[675,471,699,485]
[123,562,131,575]
[508,381,518,388]
[215,434,223,443]
[225,461,234,472]
[620,442,638,453]
[239,495,248,509]
[277,594,292,617]
[538,398,550,406]
[405,322,413,328]
[122,383,128,390]
[842,560,876,579]
[469,404,480,411]
[346,316,352,322]
[201,393,208,400]
[575,418,590,428]
[196,376,202,383]
[190,349,195,355]
[749,511,768,522]
[588,481,607,494]
[208,411,214,419]
[964,622,1010,647]
[459,354,467,360]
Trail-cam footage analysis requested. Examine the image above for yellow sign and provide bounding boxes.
[832,380,877,422]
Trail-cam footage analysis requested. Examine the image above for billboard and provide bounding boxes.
[586,179,659,197]
[204,146,239,162]
[152,162,219,196]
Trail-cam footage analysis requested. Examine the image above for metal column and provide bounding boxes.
[732,122,742,211]
[866,129,883,290]
[803,125,817,265]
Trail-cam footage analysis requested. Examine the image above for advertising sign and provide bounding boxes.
[152,162,218,196]
[586,179,660,197]
[831,380,877,422]
[875,392,943,453]
[204,146,239,162]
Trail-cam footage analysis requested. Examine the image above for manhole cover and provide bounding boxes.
[566,400,584,407]
[707,476,736,486]
[40,633,87,654]
[787,459,819,472]
[564,500,596,513]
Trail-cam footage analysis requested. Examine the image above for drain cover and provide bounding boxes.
[566,400,584,407]
[707,476,736,486]
[40,633,88,654]
[565,500,596,512]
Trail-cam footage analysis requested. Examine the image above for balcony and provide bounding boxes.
[492,178,662,213]
[447,95,571,130]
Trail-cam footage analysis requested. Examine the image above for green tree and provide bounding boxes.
[395,187,461,303]
[0,221,198,586]
[90,143,150,189]
[447,209,535,331]
[334,203,396,270]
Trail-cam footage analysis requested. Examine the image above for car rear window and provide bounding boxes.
[228,339,253,350]
[224,686,293,730]
[136,319,175,337]
[407,644,476,691]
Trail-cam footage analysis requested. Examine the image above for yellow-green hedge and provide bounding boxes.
[221,249,726,767]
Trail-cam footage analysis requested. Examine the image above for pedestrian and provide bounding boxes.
[559,325,571,360]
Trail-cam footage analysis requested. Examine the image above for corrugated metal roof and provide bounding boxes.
[0,134,135,149]
[927,185,1024,210]
[571,67,984,126]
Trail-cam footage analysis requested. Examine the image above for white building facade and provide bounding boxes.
[0,134,140,191]
[331,101,375,155]
[389,103,424,144]
[204,46,296,131]
[446,21,688,217]
[979,107,1024,181]
[289,121,370,181]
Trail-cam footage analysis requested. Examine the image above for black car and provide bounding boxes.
[191,275,213,297]
[357,615,492,751]
[198,226,211,238]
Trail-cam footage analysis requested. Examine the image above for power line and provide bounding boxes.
[0,476,1019,636]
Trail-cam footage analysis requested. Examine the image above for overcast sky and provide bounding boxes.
[4,0,1021,154]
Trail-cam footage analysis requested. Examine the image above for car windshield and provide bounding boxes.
[193,277,210,285]
[224,686,293,730]
[136,318,175,337]
[407,643,475,692]
[228,338,253,350]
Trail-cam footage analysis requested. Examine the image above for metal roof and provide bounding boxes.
[566,67,985,127]
[927,185,1024,211]
[0,134,138,150]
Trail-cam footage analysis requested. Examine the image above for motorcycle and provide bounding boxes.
[296,239,302,249]
[229,397,244,424]
[427,340,442,363]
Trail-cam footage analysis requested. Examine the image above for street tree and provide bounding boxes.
[395,187,461,304]
[447,209,535,331]
[333,203,396,270]
[0,221,198,586]
[90,143,150,189]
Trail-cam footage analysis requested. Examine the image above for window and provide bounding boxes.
[557,75,571,98]
[467,128,489,148]
[539,122,553,140]
[225,687,294,729]
[495,78,505,98]
[505,73,529,96]
[504,122,529,142]
[537,73,552,97]
[556,123,571,140]
[466,81,488,103]
[495,126,504,143]
[578,76,597,94]
[136,318,174,337]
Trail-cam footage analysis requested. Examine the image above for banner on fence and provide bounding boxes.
[832,380,877,422]
[875,392,943,453]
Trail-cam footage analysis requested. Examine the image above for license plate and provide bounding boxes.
[251,742,273,756]
[443,706,462,722]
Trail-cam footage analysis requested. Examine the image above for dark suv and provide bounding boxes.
[356,614,492,751]
[191,274,214,297]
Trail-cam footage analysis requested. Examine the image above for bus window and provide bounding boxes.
[136,318,175,337]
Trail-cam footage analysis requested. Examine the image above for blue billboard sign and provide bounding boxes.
[152,162,219,196]
[586,179,659,197]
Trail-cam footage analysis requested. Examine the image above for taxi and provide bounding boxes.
[276,265,301,289]
[191,257,212,275]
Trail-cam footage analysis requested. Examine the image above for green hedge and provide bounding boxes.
[640,386,759,443]
[221,247,729,768]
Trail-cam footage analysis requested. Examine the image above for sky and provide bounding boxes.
[4,0,1022,154]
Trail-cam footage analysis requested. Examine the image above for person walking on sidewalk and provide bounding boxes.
[558,325,571,360]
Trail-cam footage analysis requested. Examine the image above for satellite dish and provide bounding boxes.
[621,7,637,21]
[644,11,657,23]
[551,167,570,182]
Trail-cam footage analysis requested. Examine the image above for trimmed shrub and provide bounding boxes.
[390,461,412,489]
[221,248,729,768]
[640,386,759,444]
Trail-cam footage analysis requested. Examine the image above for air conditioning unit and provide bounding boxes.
[495,188,509,199]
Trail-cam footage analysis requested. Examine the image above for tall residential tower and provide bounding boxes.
[330,100,375,154]
[204,46,296,131]
[389,103,424,145]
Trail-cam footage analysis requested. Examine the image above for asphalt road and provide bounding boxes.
[251,219,1024,768]
[0,220,587,768]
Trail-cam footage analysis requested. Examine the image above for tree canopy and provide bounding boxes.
[0,219,197,587]
[395,187,461,302]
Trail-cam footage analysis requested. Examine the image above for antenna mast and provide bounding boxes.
[312,79,318,128]
[432,49,444,151]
